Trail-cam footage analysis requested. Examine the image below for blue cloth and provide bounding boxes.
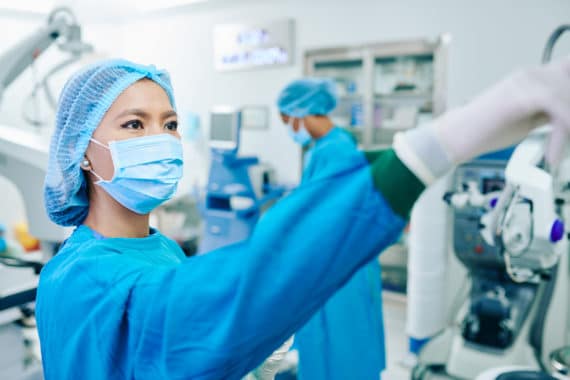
[296,127,388,380]
[44,59,176,227]
[36,135,405,379]
[277,78,337,118]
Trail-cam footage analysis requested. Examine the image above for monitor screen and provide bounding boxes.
[210,113,236,142]
[482,177,505,194]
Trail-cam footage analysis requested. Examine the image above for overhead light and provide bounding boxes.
[0,0,55,14]
[134,0,208,13]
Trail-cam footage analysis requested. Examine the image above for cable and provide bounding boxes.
[0,254,43,275]
[542,25,570,64]
[22,55,82,126]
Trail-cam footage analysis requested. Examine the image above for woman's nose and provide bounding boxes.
[146,121,165,136]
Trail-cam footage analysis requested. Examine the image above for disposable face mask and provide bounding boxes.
[89,134,183,214]
[287,118,312,147]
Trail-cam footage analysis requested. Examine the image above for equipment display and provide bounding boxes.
[209,107,241,151]
[200,108,285,252]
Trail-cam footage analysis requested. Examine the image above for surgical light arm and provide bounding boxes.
[0,7,91,102]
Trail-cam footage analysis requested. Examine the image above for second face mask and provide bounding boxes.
[287,118,312,147]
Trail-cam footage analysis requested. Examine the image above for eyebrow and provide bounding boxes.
[115,108,178,120]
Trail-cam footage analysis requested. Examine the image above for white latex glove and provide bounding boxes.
[395,56,570,185]
[250,336,294,380]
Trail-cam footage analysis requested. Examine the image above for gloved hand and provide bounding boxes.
[394,56,570,185]
[250,336,294,380]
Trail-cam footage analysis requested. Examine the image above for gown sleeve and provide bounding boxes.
[126,143,424,379]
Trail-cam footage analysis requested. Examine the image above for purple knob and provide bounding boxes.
[550,219,565,243]
[490,198,498,209]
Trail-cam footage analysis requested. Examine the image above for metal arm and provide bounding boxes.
[478,130,567,283]
[0,7,92,102]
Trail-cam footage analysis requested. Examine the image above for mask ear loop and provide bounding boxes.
[288,117,295,127]
[88,138,110,183]
[89,168,105,183]
[298,118,306,133]
[90,138,110,150]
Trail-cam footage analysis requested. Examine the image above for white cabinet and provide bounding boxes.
[304,35,450,149]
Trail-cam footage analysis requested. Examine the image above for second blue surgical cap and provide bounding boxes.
[277,78,338,118]
[44,59,176,226]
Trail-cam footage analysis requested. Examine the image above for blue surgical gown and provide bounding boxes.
[296,127,387,380]
[36,130,405,379]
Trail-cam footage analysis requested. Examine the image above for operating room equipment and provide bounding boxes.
[472,135,570,380]
[479,131,565,283]
[413,131,570,379]
[0,124,66,259]
[0,7,92,100]
[304,35,449,146]
[153,195,202,257]
[474,24,570,374]
[437,25,570,380]
[550,346,570,379]
[541,24,570,168]
[0,125,65,380]
[23,56,88,127]
[0,3,91,296]
[199,107,286,252]
[0,7,93,127]
[0,5,92,239]
[0,8,92,379]
[0,2,90,302]
[405,176,451,361]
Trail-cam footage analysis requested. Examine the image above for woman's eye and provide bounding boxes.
[165,121,178,131]
[121,120,143,130]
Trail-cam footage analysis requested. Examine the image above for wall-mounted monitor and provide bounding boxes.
[214,19,295,72]
[209,107,241,151]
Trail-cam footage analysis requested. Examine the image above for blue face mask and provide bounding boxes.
[287,118,312,147]
[89,134,183,214]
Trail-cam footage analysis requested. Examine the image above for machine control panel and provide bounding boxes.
[451,159,539,350]
[451,161,507,271]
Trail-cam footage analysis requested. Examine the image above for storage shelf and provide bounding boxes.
[338,94,364,101]
[305,36,448,149]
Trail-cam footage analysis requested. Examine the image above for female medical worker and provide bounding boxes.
[276,78,389,380]
[37,58,570,380]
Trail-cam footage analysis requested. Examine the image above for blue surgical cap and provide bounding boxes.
[44,59,176,226]
[276,78,338,118]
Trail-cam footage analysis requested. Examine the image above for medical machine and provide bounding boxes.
[198,107,286,253]
[209,107,241,152]
[0,4,90,302]
[0,8,91,379]
[410,24,570,380]
[412,131,570,380]
[0,7,92,117]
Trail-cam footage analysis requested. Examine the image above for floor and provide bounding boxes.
[382,291,413,380]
